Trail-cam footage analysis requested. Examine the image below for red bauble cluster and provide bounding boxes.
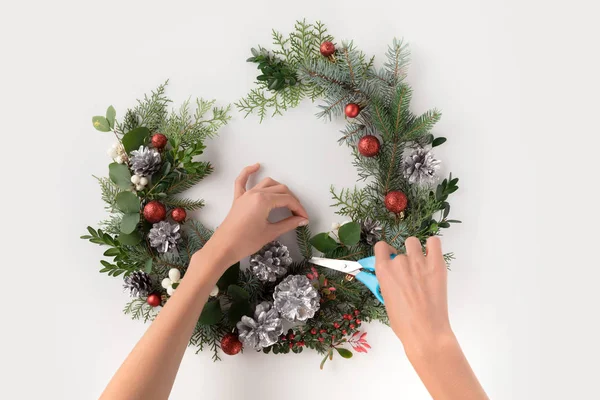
[151,133,168,150]
[384,191,408,214]
[146,293,161,307]
[344,103,360,118]
[357,135,380,157]
[320,41,335,57]
[221,333,242,355]
[171,207,187,222]
[143,201,167,223]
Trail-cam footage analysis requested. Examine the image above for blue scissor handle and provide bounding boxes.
[355,254,396,304]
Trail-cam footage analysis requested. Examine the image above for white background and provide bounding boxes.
[1,0,599,399]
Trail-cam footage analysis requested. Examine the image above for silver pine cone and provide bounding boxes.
[404,147,441,185]
[249,241,292,282]
[123,271,153,297]
[236,302,283,350]
[273,275,320,322]
[148,221,181,253]
[361,219,383,246]
[129,145,162,177]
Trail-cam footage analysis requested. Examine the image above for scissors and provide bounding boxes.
[309,255,396,304]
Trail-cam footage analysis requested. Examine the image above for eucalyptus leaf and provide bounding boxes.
[144,258,153,274]
[227,284,249,301]
[120,212,140,234]
[338,222,360,246]
[432,137,447,147]
[115,191,140,213]
[106,106,116,129]
[121,127,150,153]
[198,300,222,325]
[335,348,353,359]
[227,301,252,323]
[217,263,240,291]
[117,231,142,245]
[309,232,338,253]
[92,116,111,132]
[108,163,132,189]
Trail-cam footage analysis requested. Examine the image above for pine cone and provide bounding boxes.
[249,241,292,282]
[236,302,283,350]
[123,271,153,297]
[403,147,441,185]
[361,219,383,246]
[130,145,162,177]
[273,275,320,322]
[148,221,181,253]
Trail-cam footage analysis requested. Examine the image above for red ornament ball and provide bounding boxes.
[171,207,187,222]
[320,41,335,57]
[151,133,168,150]
[384,191,408,214]
[221,333,243,356]
[143,201,167,223]
[344,103,360,118]
[358,135,380,157]
[146,293,161,307]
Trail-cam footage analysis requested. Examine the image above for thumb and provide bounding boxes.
[270,216,309,238]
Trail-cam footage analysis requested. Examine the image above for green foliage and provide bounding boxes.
[198,300,222,325]
[116,81,171,134]
[123,298,158,323]
[236,19,333,121]
[160,196,204,211]
[108,163,132,190]
[115,191,140,213]
[106,106,116,129]
[121,127,150,153]
[92,116,111,132]
[338,222,360,246]
[95,176,121,212]
[310,232,338,253]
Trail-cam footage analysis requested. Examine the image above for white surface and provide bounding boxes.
[1,0,599,399]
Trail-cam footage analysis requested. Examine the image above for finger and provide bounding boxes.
[426,236,445,264]
[234,163,260,199]
[255,177,280,189]
[268,193,309,220]
[269,215,309,237]
[405,237,425,260]
[374,241,395,262]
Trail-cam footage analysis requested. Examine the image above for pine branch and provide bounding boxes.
[296,226,313,259]
[95,176,121,211]
[166,169,212,195]
[184,220,214,254]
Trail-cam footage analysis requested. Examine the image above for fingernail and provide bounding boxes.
[298,219,309,227]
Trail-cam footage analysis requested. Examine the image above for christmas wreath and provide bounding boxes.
[83,20,460,369]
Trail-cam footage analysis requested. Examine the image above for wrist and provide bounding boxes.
[189,239,231,276]
[404,329,458,363]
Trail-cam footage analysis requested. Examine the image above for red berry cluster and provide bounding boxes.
[279,330,305,350]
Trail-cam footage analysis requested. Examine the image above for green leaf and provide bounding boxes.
[227,285,249,302]
[198,299,222,325]
[320,349,333,370]
[227,301,252,323]
[438,222,450,228]
[335,348,353,359]
[109,163,132,189]
[117,231,142,245]
[121,127,150,153]
[172,282,180,289]
[106,106,116,129]
[338,222,360,246]
[446,219,462,223]
[103,248,120,257]
[443,202,450,219]
[263,346,271,354]
[120,212,140,234]
[144,258,153,274]
[115,191,140,213]
[432,137,447,147]
[273,346,280,355]
[310,233,338,253]
[217,263,240,291]
[92,116,110,132]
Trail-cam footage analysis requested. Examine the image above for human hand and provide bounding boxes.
[375,237,453,356]
[203,163,309,269]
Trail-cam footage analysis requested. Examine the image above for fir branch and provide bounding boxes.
[296,226,313,259]
[184,220,213,254]
[166,169,213,195]
[161,196,205,211]
[95,176,121,211]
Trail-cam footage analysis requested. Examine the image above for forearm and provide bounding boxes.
[100,243,227,400]
[406,332,488,400]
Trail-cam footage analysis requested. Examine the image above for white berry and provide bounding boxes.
[131,175,141,184]
[139,177,149,186]
[168,268,181,282]
[209,285,219,297]
[167,286,175,296]
[135,184,145,191]
[331,222,341,230]
[115,155,124,164]
[161,278,172,289]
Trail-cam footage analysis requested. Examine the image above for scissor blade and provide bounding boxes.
[309,257,361,274]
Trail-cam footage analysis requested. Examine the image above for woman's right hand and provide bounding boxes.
[374,237,453,355]
[204,163,309,269]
